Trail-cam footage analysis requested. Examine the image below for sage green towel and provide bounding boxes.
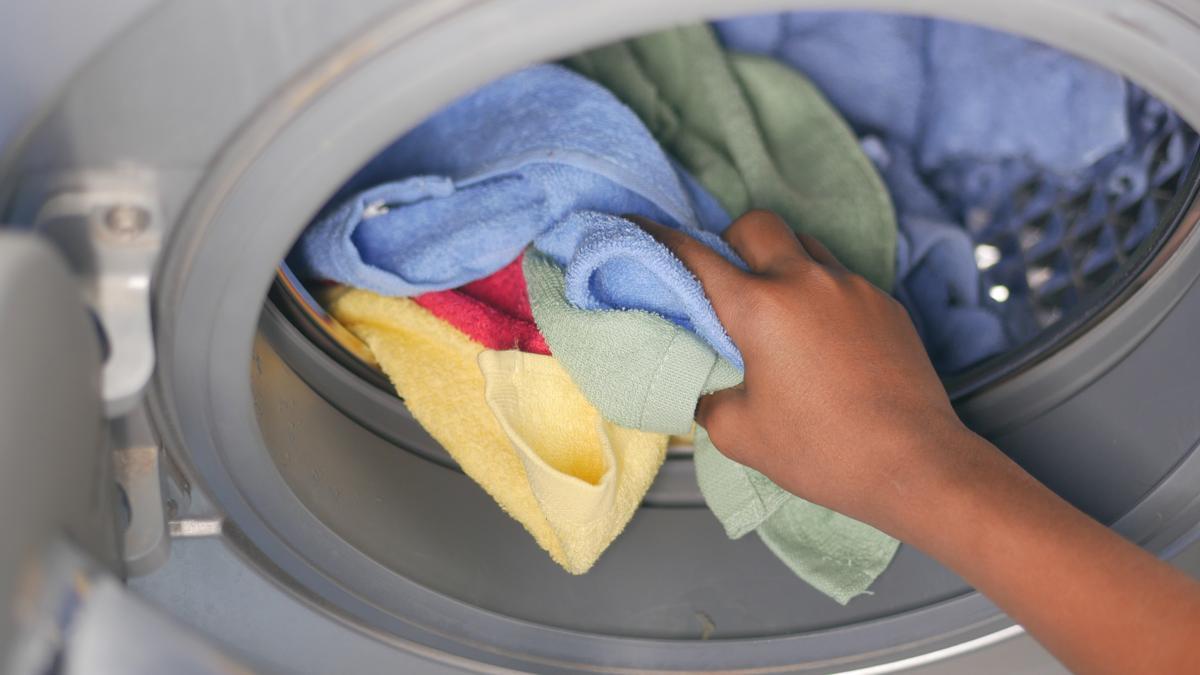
[526,252,899,604]
[566,24,896,291]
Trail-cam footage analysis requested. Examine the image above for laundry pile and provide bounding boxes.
[717,12,1198,356]
[291,15,1188,602]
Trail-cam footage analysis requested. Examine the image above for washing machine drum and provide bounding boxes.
[7,1,1200,672]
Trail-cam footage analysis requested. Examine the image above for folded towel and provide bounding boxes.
[290,64,725,297]
[557,211,745,368]
[715,12,1128,174]
[325,287,668,574]
[567,24,896,291]
[525,251,740,434]
[290,63,745,362]
[525,252,899,603]
[479,350,669,569]
[413,253,550,355]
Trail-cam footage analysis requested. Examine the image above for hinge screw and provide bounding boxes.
[104,204,150,239]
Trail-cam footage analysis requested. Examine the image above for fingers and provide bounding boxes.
[721,210,811,273]
[629,215,752,330]
[795,233,847,271]
[695,386,749,450]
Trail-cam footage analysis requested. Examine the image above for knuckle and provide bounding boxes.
[753,279,797,316]
[732,209,789,240]
[841,272,880,297]
[793,262,838,291]
[740,208,782,225]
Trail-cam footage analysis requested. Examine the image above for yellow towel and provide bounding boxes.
[326,288,668,574]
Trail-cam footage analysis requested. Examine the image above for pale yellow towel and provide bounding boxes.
[326,288,668,573]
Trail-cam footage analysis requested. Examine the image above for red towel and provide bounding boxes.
[414,253,551,355]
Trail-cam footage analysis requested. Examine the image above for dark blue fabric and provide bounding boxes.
[716,12,1200,372]
[714,12,1128,174]
[930,88,1200,344]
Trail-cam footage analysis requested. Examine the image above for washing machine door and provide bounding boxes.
[0,233,252,675]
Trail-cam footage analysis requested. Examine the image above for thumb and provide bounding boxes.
[695,386,750,457]
[627,215,753,342]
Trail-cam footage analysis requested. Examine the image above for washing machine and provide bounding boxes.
[5,1,1200,672]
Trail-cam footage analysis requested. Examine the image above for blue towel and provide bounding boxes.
[896,217,1009,372]
[862,137,1010,372]
[923,22,1127,173]
[294,59,1015,375]
[550,212,746,368]
[715,12,925,145]
[715,12,1128,174]
[291,64,745,365]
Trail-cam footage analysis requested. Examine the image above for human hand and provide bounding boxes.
[639,211,1200,675]
[636,210,987,536]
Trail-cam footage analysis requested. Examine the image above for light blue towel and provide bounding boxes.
[715,12,925,145]
[922,22,1127,173]
[715,12,1128,174]
[553,211,747,369]
[291,64,745,365]
[293,58,1009,376]
[290,64,725,296]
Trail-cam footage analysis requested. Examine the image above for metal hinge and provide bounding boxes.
[34,169,162,418]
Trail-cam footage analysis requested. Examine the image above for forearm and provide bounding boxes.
[900,432,1200,675]
[641,212,1200,672]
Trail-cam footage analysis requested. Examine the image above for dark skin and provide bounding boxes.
[634,210,1200,675]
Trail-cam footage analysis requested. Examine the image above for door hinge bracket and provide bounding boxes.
[34,170,162,418]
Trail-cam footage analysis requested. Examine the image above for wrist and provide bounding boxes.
[879,426,1010,551]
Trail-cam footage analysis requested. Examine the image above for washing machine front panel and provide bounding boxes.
[0,235,107,665]
[6,1,1200,673]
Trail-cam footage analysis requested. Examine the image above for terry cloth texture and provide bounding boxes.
[413,253,550,355]
[566,23,1005,374]
[289,63,730,297]
[326,287,668,574]
[714,12,1128,174]
[552,210,746,368]
[567,24,896,291]
[525,252,899,603]
[290,63,749,365]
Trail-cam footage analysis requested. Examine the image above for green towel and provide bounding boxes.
[524,251,741,435]
[525,253,899,604]
[543,27,903,603]
[566,24,897,291]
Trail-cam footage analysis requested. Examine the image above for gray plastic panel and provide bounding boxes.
[0,234,115,667]
[0,0,155,155]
